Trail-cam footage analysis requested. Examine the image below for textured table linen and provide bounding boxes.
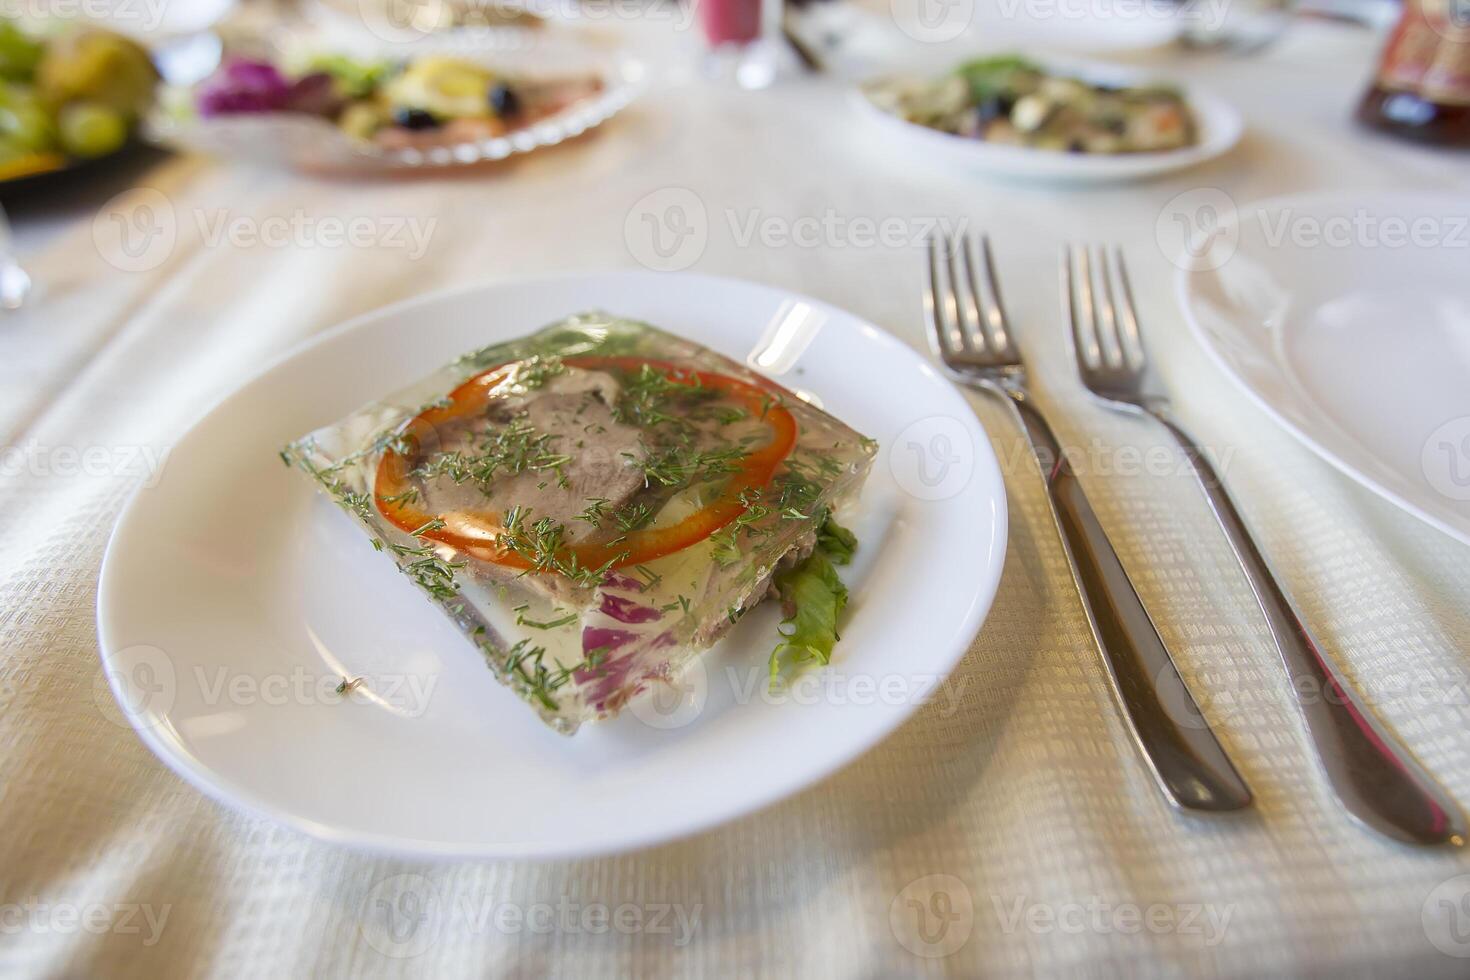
[3,17,1470,979]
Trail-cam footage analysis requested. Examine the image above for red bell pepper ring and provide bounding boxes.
[373,356,798,574]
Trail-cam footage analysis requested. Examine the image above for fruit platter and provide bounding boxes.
[0,18,158,186]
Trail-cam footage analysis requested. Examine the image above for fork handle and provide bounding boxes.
[1153,412,1465,844]
[1005,393,1253,812]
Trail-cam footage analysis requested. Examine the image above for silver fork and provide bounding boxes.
[927,231,1251,812]
[1064,244,1466,846]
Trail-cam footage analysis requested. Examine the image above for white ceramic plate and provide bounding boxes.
[95,272,1008,859]
[855,57,1242,184]
[1178,191,1470,546]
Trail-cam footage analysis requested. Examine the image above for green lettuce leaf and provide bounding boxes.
[768,515,857,684]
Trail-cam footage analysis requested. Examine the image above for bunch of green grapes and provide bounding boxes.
[0,19,156,174]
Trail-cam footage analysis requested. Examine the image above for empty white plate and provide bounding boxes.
[1179,191,1470,546]
[95,271,1008,858]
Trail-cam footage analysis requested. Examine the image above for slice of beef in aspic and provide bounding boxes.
[413,365,647,603]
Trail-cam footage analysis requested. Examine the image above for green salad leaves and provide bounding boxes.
[768,513,857,684]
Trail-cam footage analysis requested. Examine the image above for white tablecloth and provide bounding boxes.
[4,14,1470,978]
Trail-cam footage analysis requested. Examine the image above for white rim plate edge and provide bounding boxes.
[1175,189,1470,548]
[95,271,1009,860]
[853,57,1243,183]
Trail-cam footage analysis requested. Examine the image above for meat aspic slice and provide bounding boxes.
[283,313,876,733]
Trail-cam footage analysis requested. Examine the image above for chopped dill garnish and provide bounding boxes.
[415,415,571,490]
[578,497,610,526]
[613,364,717,430]
[517,609,580,630]
[660,595,692,616]
[632,564,663,591]
[514,355,566,391]
[710,528,742,567]
[388,542,463,600]
[612,501,654,532]
[497,507,624,588]
[378,487,420,509]
[481,636,612,711]
[632,443,746,488]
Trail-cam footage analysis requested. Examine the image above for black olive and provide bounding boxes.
[489,83,520,117]
[976,93,1011,125]
[393,107,440,130]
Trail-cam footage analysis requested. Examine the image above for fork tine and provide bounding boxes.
[925,233,963,360]
[1110,246,1146,370]
[976,234,1012,354]
[1091,245,1125,369]
[952,232,990,353]
[1065,245,1101,370]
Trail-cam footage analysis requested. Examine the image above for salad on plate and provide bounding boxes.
[282,315,877,733]
[865,55,1197,155]
[188,51,604,152]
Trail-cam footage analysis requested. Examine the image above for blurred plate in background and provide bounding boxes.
[1180,191,1470,546]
